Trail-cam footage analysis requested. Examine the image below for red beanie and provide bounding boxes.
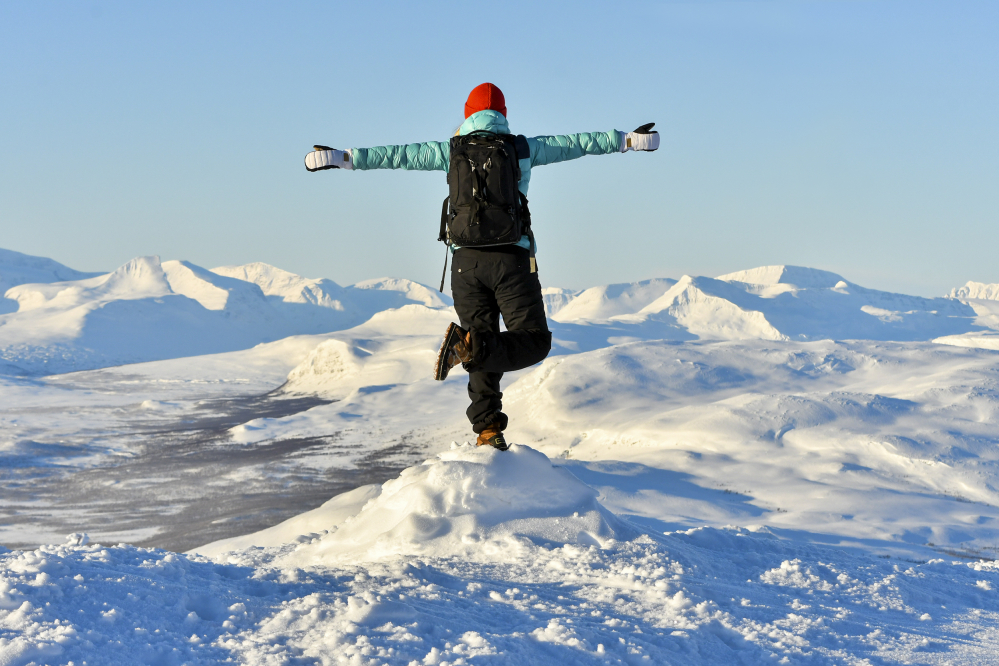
[464,83,507,119]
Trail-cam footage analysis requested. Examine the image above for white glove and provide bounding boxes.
[305,145,353,171]
[620,123,660,152]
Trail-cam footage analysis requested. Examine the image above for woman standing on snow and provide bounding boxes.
[306,83,659,451]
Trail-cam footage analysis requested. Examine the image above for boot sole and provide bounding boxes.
[434,322,464,381]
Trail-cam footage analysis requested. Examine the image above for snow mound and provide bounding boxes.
[950,281,999,300]
[286,444,629,565]
[281,338,365,396]
[717,265,846,289]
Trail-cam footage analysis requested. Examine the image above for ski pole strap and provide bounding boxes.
[439,243,451,293]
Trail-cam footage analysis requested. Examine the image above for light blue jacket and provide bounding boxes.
[351,111,623,251]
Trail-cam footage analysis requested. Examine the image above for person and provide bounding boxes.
[305,82,659,451]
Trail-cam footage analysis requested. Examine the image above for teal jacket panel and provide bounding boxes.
[351,139,449,172]
[527,131,622,168]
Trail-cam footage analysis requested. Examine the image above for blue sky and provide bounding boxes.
[2,1,996,296]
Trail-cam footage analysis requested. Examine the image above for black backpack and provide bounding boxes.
[439,131,532,248]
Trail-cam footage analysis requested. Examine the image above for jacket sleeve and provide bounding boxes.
[527,131,622,167]
[351,141,451,171]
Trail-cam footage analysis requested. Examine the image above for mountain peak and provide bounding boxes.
[717,265,847,289]
[949,281,999,300]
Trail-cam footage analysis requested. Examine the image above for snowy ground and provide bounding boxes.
[3,249,999,664]
[5,447,999,665]
[0,335,431,551]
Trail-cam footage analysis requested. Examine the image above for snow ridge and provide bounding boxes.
[950,281,999,300]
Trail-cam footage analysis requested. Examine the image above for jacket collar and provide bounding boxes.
[458,110,510,136]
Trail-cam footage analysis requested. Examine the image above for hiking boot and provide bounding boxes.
[434,323,472,381]
[476,423,508,451]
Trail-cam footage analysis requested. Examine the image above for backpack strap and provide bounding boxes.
[439,195,450,243]
[518,192,532,231]
[513,134,530,160]
[439,195,452,292]
[438,241,451,292]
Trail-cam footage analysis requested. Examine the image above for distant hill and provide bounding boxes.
[949,281,999,300]
[2,250,997,375]
[0,248,102,315]
[0,251,450,375]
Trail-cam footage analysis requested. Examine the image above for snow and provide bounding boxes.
[505,339,999,557]
[541,286,579,318]
[0,254,448,375]
[212,261,352,310]
[551,278,677,322]
[717,264,847,289]
[0,248,101,316]
[4,247,999,663]
[950,281,999,300]
[619,270,979,343]
[195,484,382,557]
[273,444,629,566]
[3,459,999,664]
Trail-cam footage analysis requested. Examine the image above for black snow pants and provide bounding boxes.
[450,245,552,433]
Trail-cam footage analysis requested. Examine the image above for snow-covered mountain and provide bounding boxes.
[539,266,990,355]
[0,251,451,375]
[552,265,980,344]
[950,281,999,300]
[0,248,102,315]
[212,263,449,318]
[541,286,579,318]
[551,278,677,322]
[3,249,998,376]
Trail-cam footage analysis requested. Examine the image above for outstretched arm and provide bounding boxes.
[353,140,451,171]
[528,123,659,167]
[305,141,451,173]
[528,130,621,167]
